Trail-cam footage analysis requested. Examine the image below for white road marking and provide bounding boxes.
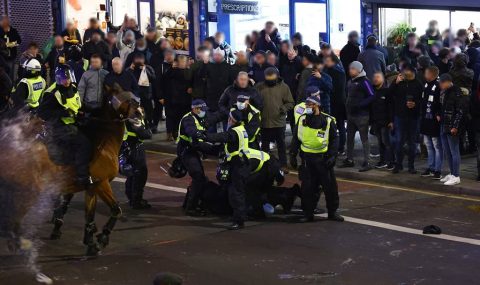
[112,178,480,247]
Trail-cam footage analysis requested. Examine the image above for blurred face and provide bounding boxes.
[28,47,39,56]
[302,57,311,67]
[321,48,331,57]
[431,45,440,55]
[146,31,157,41]
[112,59,123,73]
[407,36,417,47]
[124,34,134,44]
[425,70,437,82]
[403,69,415,79]
[314,63,324,72]
[89,19,98,29]
[349,67,360,78]
[254,54,265,65]
[164,52,175,63]
[280,43,290,54]
[324,57,335,68]
[440,81,452,90]
[237,73,249,88]
[66,22,74,31]
[54,36,64,48]
[213,52,224,63]
[372,73,384,87]
[236,51,247,64]
[215,33,224,44]
[133,56,145,66]
[292,38,301,46]
[203,40,213,50]
[90,57,102,69]
[267,54,277,66]
[128,19,137,29]
[1,17,10,28]
[177,57,187,69]
[107,32,117,44]
[91,33,101,43]
[265,23,274,34]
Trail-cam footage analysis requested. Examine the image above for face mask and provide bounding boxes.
[237,102,246,110]
[265,79,277,86]
[305,108,314,115]
[198,111,206,118]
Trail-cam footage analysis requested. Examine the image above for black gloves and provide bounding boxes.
[195,130,207,141]
[325,156,336,169]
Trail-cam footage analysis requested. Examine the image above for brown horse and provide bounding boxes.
[0,85,140,260]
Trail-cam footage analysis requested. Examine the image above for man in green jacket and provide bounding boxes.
[255,67,294,172]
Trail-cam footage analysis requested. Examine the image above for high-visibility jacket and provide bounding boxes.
[293,102,306,125]
[46,83,81,125]
[297,113,334,154]
[20,76,46,108]
[177,112,206,143]
[247,148,270,173]
[230,105,261,143]
[123,119,146,142]
[225,125,249,162]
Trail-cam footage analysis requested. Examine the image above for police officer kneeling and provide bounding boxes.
[290,95,344,223]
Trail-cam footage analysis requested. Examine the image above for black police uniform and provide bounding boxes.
[290,112,340,220]
[123,119,152,208]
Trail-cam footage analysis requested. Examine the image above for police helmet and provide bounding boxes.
[23,58,42,77]
[168,157,187,179]
[55,65,74,86]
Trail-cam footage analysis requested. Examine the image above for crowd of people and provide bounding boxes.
[2,12,480,229]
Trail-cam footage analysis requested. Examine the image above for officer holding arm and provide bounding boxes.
[290,95,343,223]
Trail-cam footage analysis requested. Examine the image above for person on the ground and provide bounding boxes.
[289,95,343,223]
[255,67,294,173]
[340,61,375,172]
[420,66,443,179]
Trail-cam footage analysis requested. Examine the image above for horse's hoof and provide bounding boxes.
[96,233,109,249]
[50,230,62,240]
[85,243,100,257]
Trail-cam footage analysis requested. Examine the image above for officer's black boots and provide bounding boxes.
[227,221,245,230]
[296,216,314,223]
[328,212,345,222]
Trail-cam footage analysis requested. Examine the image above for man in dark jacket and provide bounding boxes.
[279,47,302,131]
[45,35,66,83]
[389,64,423,174]
[83,18,105,43]
[340,61,375,172]
[187,46,209,100]
[472,78,480,182]
[420,66,443,179]
[255,21,282,55]
[398,33,429,68]
[0,15,21,80]
[83,30,111,63]
[340,31,360,81]
[154,49,175,137]
[214,32,235,64]
[306,58,333,114]
[324,55,347,154]
[249,51,274,84]
[358,35,386,81]
[291,32,305,57]
[104,57,139,95]
[438,74,469,185]
[420,20,442,47]
[200,47,232,112]
[229,50,249,80]
[218,71,263,118]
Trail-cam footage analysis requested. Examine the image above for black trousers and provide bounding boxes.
[167,104,190,136]
[139,87,154,129]
[228,159,250,223]
[182,151,207,211]
[301,154,339,217]
[51,124,92,178]
[261,127,287,166]
[125,143,148,204]
[152,99,164,129]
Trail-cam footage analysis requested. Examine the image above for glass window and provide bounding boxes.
[112,0,138,26]
[294,2,327,49]
[451,11,480,34]
[329,0,361,52]
[155,0,190,54]
[66,0,107,37]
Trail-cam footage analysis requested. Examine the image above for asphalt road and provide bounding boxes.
[1,151,480,285]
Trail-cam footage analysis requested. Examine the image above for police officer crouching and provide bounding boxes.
[232,94,261,149]
[120,99,153,209]
[177,99,213,216]
[203,110,250,230]
[11,58,46,110]
[290,95,344,223]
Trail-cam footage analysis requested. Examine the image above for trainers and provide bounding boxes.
[440,174,453,183]
[339,159,355,168]
[432,172,442,180]
[359,163,373,172]
[444,176,461,186]
[408,168,418,175]
[338,151,346,157]
[369,152,380,158]
[421,169,433,177]
[386,163,395,171]
[375,161,388,169]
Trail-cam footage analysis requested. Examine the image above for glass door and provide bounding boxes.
[293,1,328,49]
[138,0,154,33]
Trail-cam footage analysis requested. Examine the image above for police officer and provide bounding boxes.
[204,110,250,230]
[177,99,213,216]
[231,94,261,148]
[121,101,153,209]
[37,65,93,186]
[290,95,343,223]
[11,58,46,110]
[293,86,321,126]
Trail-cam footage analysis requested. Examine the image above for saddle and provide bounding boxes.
[41,129,76,166]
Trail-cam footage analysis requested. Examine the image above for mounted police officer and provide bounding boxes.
[37,65,93,187]
[290,95,343,223]
[177,99,214,216]
[120,99,153,209]
[11,58,46,110]
[231,94,261,149]
[204,110,251,230]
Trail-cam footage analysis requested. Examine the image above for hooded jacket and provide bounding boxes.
[255,78,294,128]
[440,85,469,133]
[346,72,375,117]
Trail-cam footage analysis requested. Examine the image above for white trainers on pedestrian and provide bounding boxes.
[440,174,453,183]
[444,176,461,186]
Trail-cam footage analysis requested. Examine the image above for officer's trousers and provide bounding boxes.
[228,159,250,223]
[125,143,148,204]
[301,154,339,217]
[182,150,207,211]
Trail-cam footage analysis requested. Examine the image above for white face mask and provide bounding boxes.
[305,107,314,115]
[237,102,247,110]
[198,111,206,118]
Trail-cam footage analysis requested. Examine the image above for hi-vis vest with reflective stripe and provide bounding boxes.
[248,148,270,173]
[294,102,306,125]
[297,113,334,154]
[46,83,81,125]
[20,76,46,108]
[123,120,146,142]
[225,125,249,161]
[230,105,261,142]
[177,112,205,143]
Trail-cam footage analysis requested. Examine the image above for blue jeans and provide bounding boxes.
[424,136,443,172]
[441,131,460,177]
[394,116,419,169]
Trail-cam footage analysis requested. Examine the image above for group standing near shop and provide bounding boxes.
[1,12,480,231]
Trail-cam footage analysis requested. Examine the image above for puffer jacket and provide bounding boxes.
[346,73,375,117]
[255,78,294,128]
[449,54,474,95]
[440,85,469,134]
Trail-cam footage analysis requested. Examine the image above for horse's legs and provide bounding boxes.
[95,180,122,249]
[50,193,74,240]
[83,189,99,256]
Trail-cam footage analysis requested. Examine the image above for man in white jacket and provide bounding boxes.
[116,29,135,64]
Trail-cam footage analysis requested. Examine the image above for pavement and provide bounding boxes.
[1,122,480,284]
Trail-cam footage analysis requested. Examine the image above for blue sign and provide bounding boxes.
[221,1,259,15]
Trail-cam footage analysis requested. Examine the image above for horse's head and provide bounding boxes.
[105,84,144,122]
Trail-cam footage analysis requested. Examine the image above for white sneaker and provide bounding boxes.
[440,174,453,183]
[444,176,461,186]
